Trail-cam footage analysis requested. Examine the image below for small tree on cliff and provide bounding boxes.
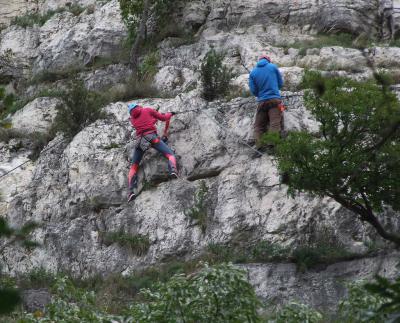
[119,0,183,74]
[271,71,400,245]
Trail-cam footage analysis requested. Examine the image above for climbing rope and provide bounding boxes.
[0,138,65,181]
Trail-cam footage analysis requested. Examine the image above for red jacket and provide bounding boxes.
[130,106,172,137]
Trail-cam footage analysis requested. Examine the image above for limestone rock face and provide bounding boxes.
[182,1,209,30]
[11,97,61,134]
[0,0,127,78]
[154,66,197,95]
[0,26,39,78]
[1,0,400,312]
[203,0,389,37]
[0,0,38,28]
[244,252,400,311]
[39,0,96,13]
[1,93,381,278]
[33,0,127,74]
[82,64,131,92]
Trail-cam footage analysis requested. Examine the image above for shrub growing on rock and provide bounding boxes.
[50,81,106,138]
[11,5,85,28]
[201,49,233,101]
[101,231,150,256]
[184,181,209,233]
[119,0,188,72]
[0,86,16,118]
[272,302,323,323]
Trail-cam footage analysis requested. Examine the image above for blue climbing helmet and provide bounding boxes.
[127,102,138,114]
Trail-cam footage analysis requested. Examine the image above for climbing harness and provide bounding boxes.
[135,133,155,152]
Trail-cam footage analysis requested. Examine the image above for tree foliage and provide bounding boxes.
[119,0,178,40]
[129,263,261,322]
[365,276,400,321]
[337,280,390,322]
[118,0,182,71]
[20,276,120,322]
[273,71,400,245]
[273,302,323,323]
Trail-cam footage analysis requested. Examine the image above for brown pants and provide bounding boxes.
[254,99,282,146]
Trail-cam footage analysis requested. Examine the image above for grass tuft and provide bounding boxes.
[101,231,150,256]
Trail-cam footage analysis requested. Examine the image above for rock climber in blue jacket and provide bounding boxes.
[249,54,284,151]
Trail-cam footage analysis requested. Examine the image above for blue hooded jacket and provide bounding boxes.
[249,59,283,102]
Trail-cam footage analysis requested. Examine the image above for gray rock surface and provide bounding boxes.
[33,0,127,74]
[0,0,38,28]
[244,252,400,312]
[11,97,60,133]
[1,94,387,278]
[0,0,127,77]
[82,64,131,92]
[21,288,52,313]
[1,0,400,311]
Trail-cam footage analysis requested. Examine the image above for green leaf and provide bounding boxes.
[0,288,21,314]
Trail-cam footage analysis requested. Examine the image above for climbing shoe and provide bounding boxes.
[169,172,179,179]
[127,192,136,203]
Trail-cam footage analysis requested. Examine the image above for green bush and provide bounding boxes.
[205,240,292,264]
[201,49,233,101]
[18,268,57,291]
[11,5,85,28]
[129,263,261,322]
[272,302,323,323]
[50,81,106,138]
[364,276,400,320]
[102,231,150,256]
[337,281,389,322]
[68,4,86,16]
[292,243,356,272]
[252,240,290,262]
[138,51,159,81]
[12,11,58,28]
[119,0,188,43]
[184,181,209,233]
[20,276,120,322]
[0,87,17,118]
[29,68,82,84]
[206,243,238,263]
[287,32,360,53]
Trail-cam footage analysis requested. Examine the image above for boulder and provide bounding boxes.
[21,289,51,313]
[244,252,400,312]
[154,66,197,95]
[11,97,61,133]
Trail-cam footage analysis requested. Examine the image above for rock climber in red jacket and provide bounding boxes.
[127,102,178,202]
